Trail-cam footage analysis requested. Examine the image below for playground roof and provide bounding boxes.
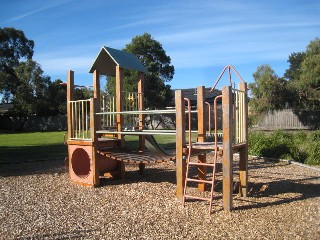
[89,46,147,76]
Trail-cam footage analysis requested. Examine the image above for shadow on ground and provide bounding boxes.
[1,157,319,212]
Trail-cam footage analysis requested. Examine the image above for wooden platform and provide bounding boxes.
[97,150,176,164]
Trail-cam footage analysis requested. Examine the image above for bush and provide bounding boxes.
[248,130,320,165]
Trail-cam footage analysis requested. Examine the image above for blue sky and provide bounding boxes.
[1,0,319,90]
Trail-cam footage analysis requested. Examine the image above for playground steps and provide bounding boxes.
[182,152,218,214]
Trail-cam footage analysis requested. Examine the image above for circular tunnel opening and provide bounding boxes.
[71,148,91,178]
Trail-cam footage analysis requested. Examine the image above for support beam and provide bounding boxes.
[175,90,186,200]
[222,86,233,211]
[93,70,101,130]
[116,66,124,146]
[90,98,100,186]
[196,86,206,192]
[67,70,74,140]
[138,72,145,154]
[239,82,248,197]
[93,70,100,108]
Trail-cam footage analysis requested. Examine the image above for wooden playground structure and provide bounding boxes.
[66,47,248,212]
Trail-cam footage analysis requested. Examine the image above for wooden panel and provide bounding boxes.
[175,90,186,200]
[197,86,206,192]
[222,86,233,211]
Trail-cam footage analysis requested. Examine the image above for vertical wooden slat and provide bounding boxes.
[239,82,248,197]
[197,86,206,192]
[222,86,233,211]
[175,90,186,200]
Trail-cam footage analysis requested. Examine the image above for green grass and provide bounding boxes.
[0,131,67,163]
[2,130,319,166]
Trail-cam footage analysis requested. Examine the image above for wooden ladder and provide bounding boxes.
[182,95,221,214]
[182,145,218,214]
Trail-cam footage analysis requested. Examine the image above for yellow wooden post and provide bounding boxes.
[175,90,186,200]
[222,86,233,211]
[197,86,207,192]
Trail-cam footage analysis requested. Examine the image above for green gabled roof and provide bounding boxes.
[89,46,146,76]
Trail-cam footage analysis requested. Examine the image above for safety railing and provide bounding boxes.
[101,92,142,129]
[69,99,91,140]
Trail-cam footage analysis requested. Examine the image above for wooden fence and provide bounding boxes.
[253,109,320,130]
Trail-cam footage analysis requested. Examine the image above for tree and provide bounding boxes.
[6,60,52,130]
[249,64,289,115]
[106,33,174,109]
[47,79,67,115]
[284,52,306,81]
[294,38,320,110]
[286,38,320,110]
[0,27,34,101]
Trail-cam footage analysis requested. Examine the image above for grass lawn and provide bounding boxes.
[0,131,67,163]
[0,131,197,163]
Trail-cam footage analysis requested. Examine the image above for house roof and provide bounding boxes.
[174,88,221,102]
[89,46,147,77]
[170,88,221,106]
[0,103,13,113]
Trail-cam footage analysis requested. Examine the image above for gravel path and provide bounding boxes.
[0,155,319,240]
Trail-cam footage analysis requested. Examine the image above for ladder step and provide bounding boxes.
[188,162,215,167]
[184,195,211,202]
[186,178,213,184]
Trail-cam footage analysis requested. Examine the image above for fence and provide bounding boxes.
[253,109,320,130]
[0,115,67,131]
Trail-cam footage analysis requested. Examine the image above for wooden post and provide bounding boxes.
[197,86,206,192]
[222,86,233,211]
[239,82,248,197]
[175,90,186,200]
[116,66,124,146]
[138,72,145,173]
[67,70,74,140]
[93,70,100,108]
[93,70,101,132]
[138,72,145,151]
[90,98,100,186]
[115,66,125,178]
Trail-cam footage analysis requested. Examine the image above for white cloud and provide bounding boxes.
[5,0,74,23]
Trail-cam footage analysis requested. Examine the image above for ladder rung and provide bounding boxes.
[188,162,215,167]
[184,195,211,202]
[186,178,213,184]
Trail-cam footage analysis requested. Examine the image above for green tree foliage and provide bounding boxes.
[8,60,51,116]
[285,38,320,110]
[47,79,67,115]
[284,52,306,81]
[107,33,174,109]
[0,27,34,101]
[249,64,288,115]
